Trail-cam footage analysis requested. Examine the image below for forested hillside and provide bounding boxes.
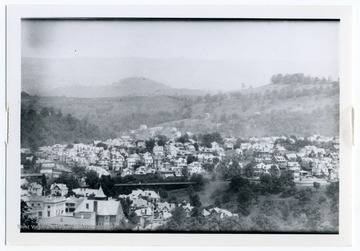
[21,104,104,150]
[21,74,340,148]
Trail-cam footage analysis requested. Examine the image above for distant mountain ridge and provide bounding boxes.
[29,77,206,98]
[21,57,338,96]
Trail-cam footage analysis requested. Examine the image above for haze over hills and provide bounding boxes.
[36,77,206,98]
[21,57,338,96]
[21,76,340,147]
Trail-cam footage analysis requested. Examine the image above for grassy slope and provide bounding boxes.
[22,83,339,138]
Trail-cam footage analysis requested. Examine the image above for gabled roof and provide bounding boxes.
[50,183,68,191]
[72,186,107,198]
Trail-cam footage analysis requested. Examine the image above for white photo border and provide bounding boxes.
[5,5,353,246]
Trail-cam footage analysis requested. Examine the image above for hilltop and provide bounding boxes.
[21,75,339,146]
[23,76,205,98]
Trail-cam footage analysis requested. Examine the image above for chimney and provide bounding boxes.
[94,200,98,214]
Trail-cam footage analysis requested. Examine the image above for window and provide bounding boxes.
[37,203,40,206]
[38,212,42,218]
[31,203,34,207]
[47,211,50,217]
[86,203,89,209]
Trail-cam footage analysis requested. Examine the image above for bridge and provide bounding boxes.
[115,182,196,187]
[21,173,43,178]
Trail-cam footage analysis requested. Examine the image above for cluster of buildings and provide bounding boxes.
[22,133,339,189]
[22,185,124,230]
[239,135,339,184]
[20,131,340,230]
[119,189,238,230]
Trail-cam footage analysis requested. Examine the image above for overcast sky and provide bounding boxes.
[22,20,339,90]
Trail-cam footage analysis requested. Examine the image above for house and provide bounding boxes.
[274,145,286,156]
[27,196,67,220]
[211,142,220,150]
[65,197,84,215]
[135,207,154,227]
[202,209,211,217]
[173,166,183,177]
[137,140,146,148]
[181,203,194,217]
[134,166,147,175]
[131,198,150,211]
[156,202,176,213]
[143,155,153,166]
[50,183,69,197]
[273,156,287,165]
[285,153,298,162]
[28,182,43,196]
[121,168,133,177]
[153,155,163,169]
[85,165,110,178]
[287,162,301,177]
[40,164,63,179]
[153,146,164,156]
[72,186,107,200]
[188,162,205,175]
[74,199,124,227]
[224,142,234,150]
[159,170,175,179]
[312,163,329,177]
[111,157,124,171]
[209,207,237,219]
[143,190,161,203]
[96,200,124,227]
[128,189,146,201]
[127,157,137,168]
[146,166,157,174]
[152,211,172,227]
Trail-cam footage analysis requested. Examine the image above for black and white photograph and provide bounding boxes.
[2,3,355,248]
[18,17,343,234]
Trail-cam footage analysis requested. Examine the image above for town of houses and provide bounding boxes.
[21,128,340,230]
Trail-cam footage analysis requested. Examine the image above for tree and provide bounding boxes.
[128,211,139,226]
[229,176,249,193]
[189,194,202,208]
[313,182,321,191]
[145,139,156,153]
[189,174,205,191]
[243,163,255,178]
[85,170,100,189]
[96,142,108,150]
[99,175,115,197]
[269,165,280,177]
[251,212,278,232]
[222,193,231,204]
[20,200,38,230]
[181,166,189,179]
[72,165,86,178]
[186,155,197,165]
[55,173,80,190]
[156,135,168,147]
[168,206,187,226]
[158,188,169,199]
[120,197,132,218]
[296,188,313,206]
[41,174,47,196]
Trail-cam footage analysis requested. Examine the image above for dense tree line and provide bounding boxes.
[21,106,103,151]
[270,73,339,85]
